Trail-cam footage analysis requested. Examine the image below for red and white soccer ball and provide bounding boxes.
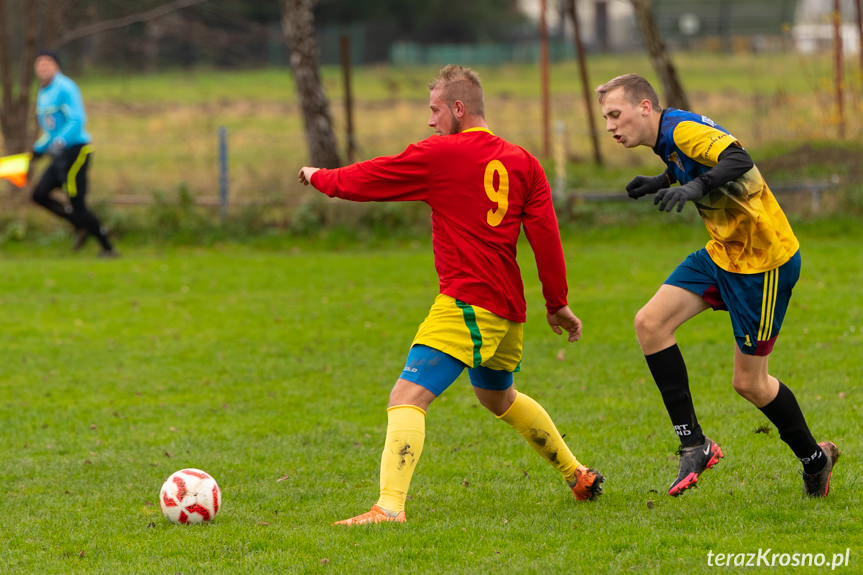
[159,468,221,524]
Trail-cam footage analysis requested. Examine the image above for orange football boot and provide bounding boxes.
[570,465,605,501]
[333,504,406,526]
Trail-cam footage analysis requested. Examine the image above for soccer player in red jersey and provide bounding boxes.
[298,65,603,525]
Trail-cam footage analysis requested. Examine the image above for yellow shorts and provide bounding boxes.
[411,293,523,371]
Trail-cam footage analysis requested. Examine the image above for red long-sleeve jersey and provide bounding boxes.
[310,128,568,323]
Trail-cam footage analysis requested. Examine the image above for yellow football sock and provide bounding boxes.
[375,404,426,514]
[498,391,582,484]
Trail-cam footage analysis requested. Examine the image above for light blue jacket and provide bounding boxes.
[34,72,91,154]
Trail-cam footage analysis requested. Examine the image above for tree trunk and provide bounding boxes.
[855,0,863,88]
[0,0,39,154]
[539,0,550,158]
[144,19,162,73]
[282,0,341,168]
[1,0,207,155]
[630,0,690,110]
[568,0,602,166]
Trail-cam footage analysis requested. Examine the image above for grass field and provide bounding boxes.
[0,217,859,573]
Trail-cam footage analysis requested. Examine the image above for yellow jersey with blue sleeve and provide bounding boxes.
[654,108,799,274]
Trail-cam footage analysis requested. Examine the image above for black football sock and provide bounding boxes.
[645,344,705,448]
[758,381,824,474]
[72,208,113,251]
[94,226,113,251]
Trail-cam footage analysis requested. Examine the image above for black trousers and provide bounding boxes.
[32,144,112,250]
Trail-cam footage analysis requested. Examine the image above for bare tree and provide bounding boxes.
[855,0,863,86]
[0,0,40,154]
[282,0,341,168]
[0,0,206,155]
[54,0,205,48]
[833,0,845,139]
[630,0,690,110]
[567,0,602,165]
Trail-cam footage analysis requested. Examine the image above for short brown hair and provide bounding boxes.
[429,65,485,118]
[595,73,660,109]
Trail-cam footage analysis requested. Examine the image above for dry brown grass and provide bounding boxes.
[4,54,862,220]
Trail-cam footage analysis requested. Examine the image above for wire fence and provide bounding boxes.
[3,0,863,221]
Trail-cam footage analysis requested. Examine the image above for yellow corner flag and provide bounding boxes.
[0,153,31,188]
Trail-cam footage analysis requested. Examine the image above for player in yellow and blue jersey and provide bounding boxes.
[32,50,115,257]
[596,73,838,497]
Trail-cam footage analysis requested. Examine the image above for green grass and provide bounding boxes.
[0,218,860,573]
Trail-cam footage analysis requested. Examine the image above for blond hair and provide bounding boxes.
[595,73,660,109]
[429,65,485,117]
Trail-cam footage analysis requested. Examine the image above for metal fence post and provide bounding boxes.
[219,126,228,220]
[552,121,567,207]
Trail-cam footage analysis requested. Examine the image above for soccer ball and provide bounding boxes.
[159,468,221,524]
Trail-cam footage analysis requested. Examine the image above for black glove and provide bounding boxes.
[625,173,669,199]
[654,178,708,212]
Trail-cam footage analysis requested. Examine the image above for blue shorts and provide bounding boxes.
[665,249,801,356]
[399,344,514,396]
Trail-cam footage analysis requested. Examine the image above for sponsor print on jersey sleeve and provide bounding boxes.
[672,120,737,167]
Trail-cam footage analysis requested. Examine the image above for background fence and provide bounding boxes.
[1,1,861,226]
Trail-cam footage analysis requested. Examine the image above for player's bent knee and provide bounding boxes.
[31,188,50,205]
[731,375,758,398]
[634,306,664,340]
[389,378,437,410]
[474,386,516,416]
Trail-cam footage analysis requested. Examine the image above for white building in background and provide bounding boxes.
[793,0,860,54]
[518,0,860,54]
[519,0,638,51]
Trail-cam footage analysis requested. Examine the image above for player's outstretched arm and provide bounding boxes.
[547,305,582,343]
[297,166,320,186]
